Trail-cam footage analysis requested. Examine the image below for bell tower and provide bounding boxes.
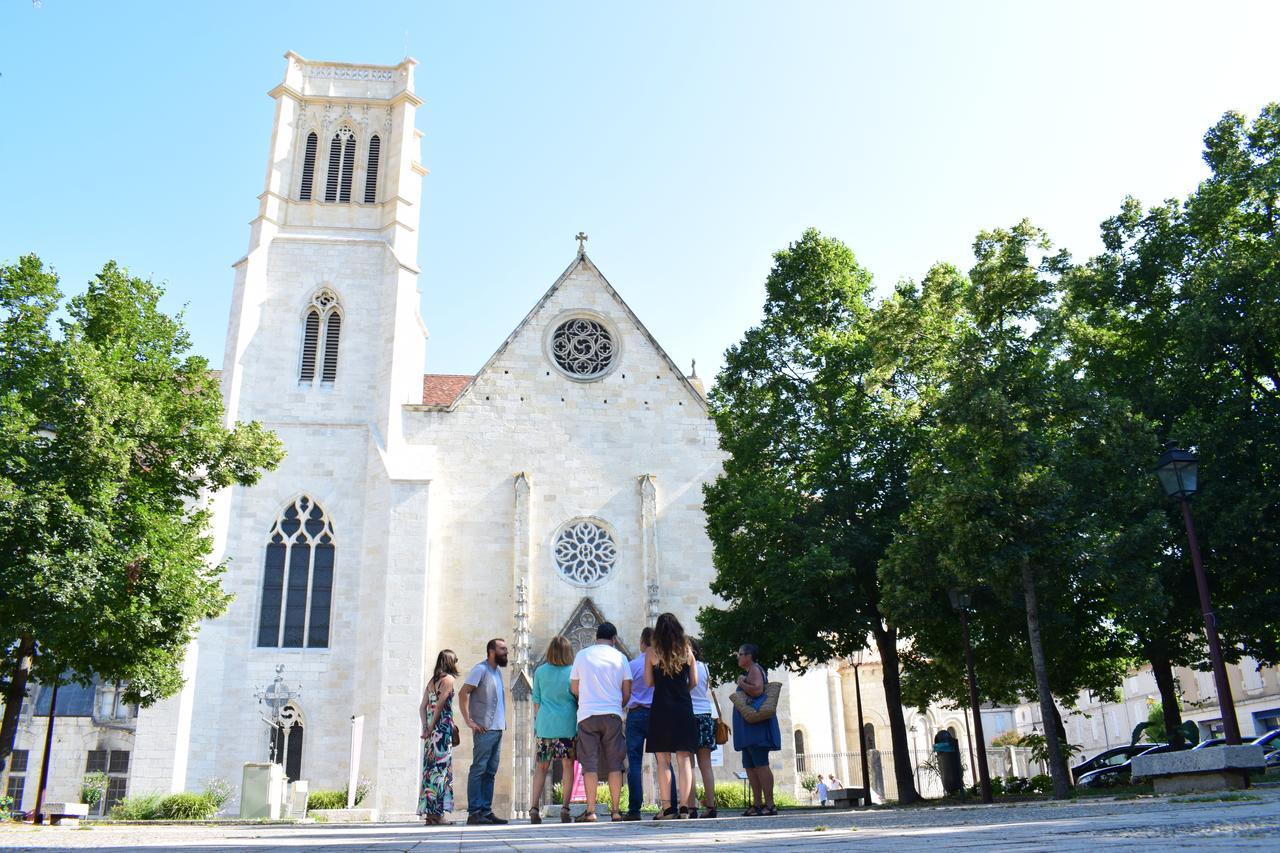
[221,52,428,441]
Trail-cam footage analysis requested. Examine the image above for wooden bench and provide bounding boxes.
[830,787,870,807]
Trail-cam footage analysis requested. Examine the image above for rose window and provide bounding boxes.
[551,318,615,378]
[553,520,618,585]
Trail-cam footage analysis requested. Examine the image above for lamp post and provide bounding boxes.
[851,651,871,803]
[31,683,58,825]
[948,587,993,803]
[1154,444,1241,745]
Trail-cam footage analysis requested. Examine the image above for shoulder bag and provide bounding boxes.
[730,665,783,723]
[710,687,731,745]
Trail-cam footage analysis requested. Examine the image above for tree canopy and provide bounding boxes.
[0,256,283,761]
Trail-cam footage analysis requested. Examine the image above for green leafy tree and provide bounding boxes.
[699,229,922,803]
[1063,103,1280,745]
[0,257,283,762]
[883,222,1139,798]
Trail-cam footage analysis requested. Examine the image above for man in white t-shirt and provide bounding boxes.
[569,621,632,821]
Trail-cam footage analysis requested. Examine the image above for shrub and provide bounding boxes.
[800,772,820,795]
[81,771,109,807]
[0,793,15,817]
[202,777,235,811]
[307,790,347,811]
[1028,774,1053,794]
[109,793,164,820]
[351,777,372,806]
[157,792,217,820]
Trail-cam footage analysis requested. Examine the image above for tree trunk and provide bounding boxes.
[0,635,35,764]
[1149,653,1185,749]
[1020,560,1071,799]
[873,623,921,804]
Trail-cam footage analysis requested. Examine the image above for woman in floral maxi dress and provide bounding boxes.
[418,649,459,824]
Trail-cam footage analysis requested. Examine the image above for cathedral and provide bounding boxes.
[117,52,773,818]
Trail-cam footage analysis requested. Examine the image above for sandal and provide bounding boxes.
[742,806,761,817]
[560,805,571,824]
[704,806,718,818]
[762,804,778,816]
[656,803,680,820]
[529,806,541,825]
[610,811,625,822]
[573,810,598,823]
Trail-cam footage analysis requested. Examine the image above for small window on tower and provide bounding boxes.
[324,127,356,203]
[299,132,318,201]
[364,135,380,203]
[299,289,342,386]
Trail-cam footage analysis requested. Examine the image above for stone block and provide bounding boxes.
[1132,744,1266,794]
[40,802,89,826]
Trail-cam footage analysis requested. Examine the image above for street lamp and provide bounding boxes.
[948,587,993,804]
[850,650,871,805]
[1154,444,1241,745]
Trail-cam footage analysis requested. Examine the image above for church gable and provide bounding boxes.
[426,252,707,414]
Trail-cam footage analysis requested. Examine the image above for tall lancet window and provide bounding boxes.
[298,132,318,201]
[364,134,380,203]
[298,289,341,385]
[324,127,357,203]
[257,496,336,649]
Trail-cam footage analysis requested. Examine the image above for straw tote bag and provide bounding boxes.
[730,681,783,724]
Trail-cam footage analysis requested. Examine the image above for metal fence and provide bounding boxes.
[797,747,1047,802]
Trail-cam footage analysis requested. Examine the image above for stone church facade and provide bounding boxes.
[120,53,784,818]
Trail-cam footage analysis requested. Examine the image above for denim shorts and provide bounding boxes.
[740,745,772,768]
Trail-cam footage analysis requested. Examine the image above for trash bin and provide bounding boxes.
[933,730,963,795]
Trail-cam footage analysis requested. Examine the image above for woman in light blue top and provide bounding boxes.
[529,635,577,824]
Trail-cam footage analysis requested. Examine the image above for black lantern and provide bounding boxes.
[1155,444,1198,499]
[947,587,971,612]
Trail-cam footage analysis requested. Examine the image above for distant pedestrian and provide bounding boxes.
[418,649,459,825]
[570,621,632,822]
[685,637,718,818]
[732,643,780,816]
[529,636,577,825]
[829,773,842,790]
[458,638,509,825]
[816,777,829,806]
[645,612,699,820]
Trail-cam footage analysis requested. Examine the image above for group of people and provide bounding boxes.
[416,611,783,826]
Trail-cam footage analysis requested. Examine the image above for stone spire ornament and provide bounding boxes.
[575,231,588,257]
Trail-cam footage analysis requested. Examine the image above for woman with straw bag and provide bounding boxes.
[731,643,781,816]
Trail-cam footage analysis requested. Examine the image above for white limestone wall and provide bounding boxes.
[5,716,134,813]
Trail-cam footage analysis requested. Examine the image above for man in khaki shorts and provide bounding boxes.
[569,621,632,821]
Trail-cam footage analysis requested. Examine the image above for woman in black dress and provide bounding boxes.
[644,612,699,819]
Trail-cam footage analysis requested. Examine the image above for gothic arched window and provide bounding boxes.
[364,134,380,203]
[298,132,318,201]
[299,290,342,385]
[794,729,807,772]
[324,127,356,203]
[257,496,336,649]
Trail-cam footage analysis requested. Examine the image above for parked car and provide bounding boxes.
[1192,737,1226,750]
[1071,745,1159,784]
[1077,744,1175,788]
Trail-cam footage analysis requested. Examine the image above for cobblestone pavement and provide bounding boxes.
[2,790,1278,851]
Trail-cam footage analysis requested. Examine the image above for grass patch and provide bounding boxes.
[813,824,829,831]
[1170,792,1260,804]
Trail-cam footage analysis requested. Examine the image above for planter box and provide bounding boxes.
[308,807,379,823]
[1131,745,1266,794]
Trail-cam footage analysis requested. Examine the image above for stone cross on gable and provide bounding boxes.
[575,231,588,256]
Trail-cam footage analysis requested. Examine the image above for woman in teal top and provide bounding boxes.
[529,635,578,824]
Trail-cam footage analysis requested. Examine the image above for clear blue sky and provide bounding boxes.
[2,1,1276,381]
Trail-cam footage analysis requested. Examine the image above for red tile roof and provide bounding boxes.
[421,374,472,407]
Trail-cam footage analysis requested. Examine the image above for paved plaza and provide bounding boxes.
[2,791,1278,852]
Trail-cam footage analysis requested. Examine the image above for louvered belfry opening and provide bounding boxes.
[299,132,318,201]
[338,134,356,203]
[321,312,341,383]
[364,135,380,203]
[324,134,343,202]
[299,310,320,381]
